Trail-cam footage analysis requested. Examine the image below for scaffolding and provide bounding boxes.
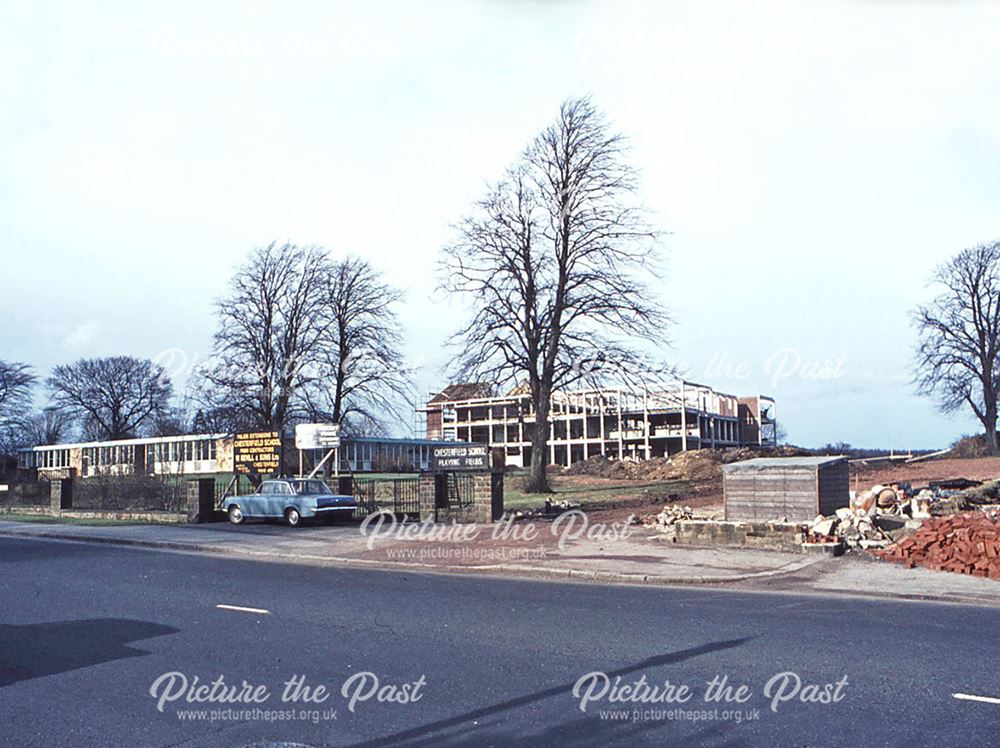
[420,381,777,468]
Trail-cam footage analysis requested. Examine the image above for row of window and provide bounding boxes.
[337,441,436,471]
[23,449,72,469]
[21,439,218,470]
[147,440,217,464]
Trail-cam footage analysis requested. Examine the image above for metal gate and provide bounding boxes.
[346,477,420,519]
[434,472,475,509]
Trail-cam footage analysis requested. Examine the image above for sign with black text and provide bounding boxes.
[233,431,282,475]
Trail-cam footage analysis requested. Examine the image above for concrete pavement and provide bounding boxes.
[3,535,1000,747]
[4,518,1000,606]
[0,518,821,585]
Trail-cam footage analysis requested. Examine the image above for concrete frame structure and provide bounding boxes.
[421,381,777,468]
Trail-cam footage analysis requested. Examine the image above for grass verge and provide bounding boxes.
[0,511,153,526]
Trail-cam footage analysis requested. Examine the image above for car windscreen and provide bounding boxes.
[290,480,329,495]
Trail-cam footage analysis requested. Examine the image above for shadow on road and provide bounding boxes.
[349,637,753,747]
[0,618,179,687]
[0,538,111,563]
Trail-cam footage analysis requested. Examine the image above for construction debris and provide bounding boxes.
[806,509,896,550]
[805,478,979,549]
[548,499,581,511]
[641,504,719,540]
[873,511,1000,579]
[647,504,696,527]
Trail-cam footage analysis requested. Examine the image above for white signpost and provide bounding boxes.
[295,423,341,450]
[294,423,342,478]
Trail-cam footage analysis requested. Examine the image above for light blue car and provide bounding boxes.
[223,479,357,527]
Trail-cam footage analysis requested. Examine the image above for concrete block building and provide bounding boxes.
[420,381,776,468]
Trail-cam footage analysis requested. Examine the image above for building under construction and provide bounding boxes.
[421,381,776,468]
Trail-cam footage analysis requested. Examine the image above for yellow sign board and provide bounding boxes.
[233,431,282,475]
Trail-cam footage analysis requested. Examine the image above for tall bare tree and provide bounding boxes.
[0,360,35,451]
[200,242,332,433]
[47,356,173,440]
[198,244,411,445]
[441,97,669,492]
[24,406,73,446]
[915,241,1000,455]
[304,257,413,434]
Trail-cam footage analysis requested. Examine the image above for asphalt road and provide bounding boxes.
[2,535,999,747]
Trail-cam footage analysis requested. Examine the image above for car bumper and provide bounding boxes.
[313,506,357,513]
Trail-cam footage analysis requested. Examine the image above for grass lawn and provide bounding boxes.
[502,474,691,511]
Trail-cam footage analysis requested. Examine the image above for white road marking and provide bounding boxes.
[216,604,270,615]
[953,693,1000,705]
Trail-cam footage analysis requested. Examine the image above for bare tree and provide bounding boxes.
[47,356,173,440]
[24,406,73,446]
[200,242,332,434]
[0,360,35,451]
[915,241,1000,455]
[199,245,413,443]
[441,98,669,492]
[304,257,413,434]
[189,404,258,435]
[151,406,192,437]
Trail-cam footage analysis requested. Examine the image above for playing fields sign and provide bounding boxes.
[430,443,489,472]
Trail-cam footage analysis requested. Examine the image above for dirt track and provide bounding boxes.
[852,457,1000,487]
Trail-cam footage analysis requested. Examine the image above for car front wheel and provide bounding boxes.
[285,507,301,527]
[228,505,244,525]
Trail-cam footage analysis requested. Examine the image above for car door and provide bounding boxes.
[243,482,271,518]
[268,481,290,517]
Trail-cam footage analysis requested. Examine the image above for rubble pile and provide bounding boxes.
[807,508,895,549]
[547,499,581,511]
[805,480,949,549]
[645,504,695,527]
[641,504,718,539]
[874,511,1000,579]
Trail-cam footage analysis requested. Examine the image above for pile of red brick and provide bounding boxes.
[875,512,1000,579]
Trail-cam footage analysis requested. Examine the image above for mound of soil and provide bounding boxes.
[563,455,673,480]
[562,445,809,484]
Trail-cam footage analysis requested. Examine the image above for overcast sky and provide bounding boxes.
[2,1,999,448]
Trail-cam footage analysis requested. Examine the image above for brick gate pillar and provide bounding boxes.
[186,478,216,523]
[418,473,437,522]
[49,471,73,511]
